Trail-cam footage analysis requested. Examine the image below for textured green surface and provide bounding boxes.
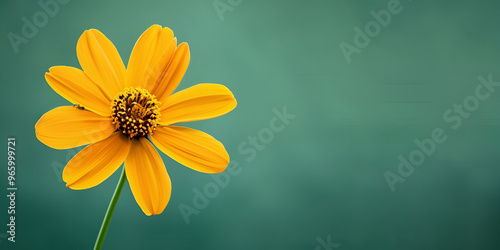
[1,0,500,249]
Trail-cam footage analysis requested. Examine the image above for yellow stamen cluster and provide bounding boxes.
[111,87,160,138]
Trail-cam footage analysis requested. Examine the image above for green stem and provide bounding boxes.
[94,166,127,250]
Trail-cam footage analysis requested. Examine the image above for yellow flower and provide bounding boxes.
[35,25,237,216]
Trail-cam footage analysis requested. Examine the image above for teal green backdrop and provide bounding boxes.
[1,0,500,249]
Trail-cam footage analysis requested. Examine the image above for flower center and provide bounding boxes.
[111,88,160,139]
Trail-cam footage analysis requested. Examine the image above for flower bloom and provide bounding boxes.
[35,25,237,215]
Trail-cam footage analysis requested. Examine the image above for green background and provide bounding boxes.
[1,0,500,249]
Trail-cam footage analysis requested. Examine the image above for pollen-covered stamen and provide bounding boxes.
[111,88,161,138]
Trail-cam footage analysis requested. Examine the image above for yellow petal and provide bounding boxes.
[151,126,229,173]
[159,84,237,125]
[63,132,130,190]
[126,25,176,91]
[125,137,171,216]
[35,106,115,149]
[77,29,126,98]
[142,38,177,91]
[152,42,189,103]
[45,66,112,116]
